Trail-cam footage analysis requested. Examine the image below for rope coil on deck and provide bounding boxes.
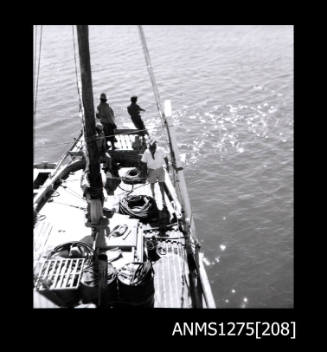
[122,167,145,185]
[119,195,158,222]
[47,241,95,267]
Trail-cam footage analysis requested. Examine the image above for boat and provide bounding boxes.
[33,25,215,308]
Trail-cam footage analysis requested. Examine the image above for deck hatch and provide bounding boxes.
[35,258,85,291]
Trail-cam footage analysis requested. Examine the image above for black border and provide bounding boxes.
[12,21,301,344]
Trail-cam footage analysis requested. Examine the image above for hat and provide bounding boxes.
[100,93,107,101]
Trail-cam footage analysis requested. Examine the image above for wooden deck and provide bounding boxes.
[153,237,191,308]
[34,137,191,307]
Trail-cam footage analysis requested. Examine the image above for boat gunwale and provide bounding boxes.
[34,128,216,308]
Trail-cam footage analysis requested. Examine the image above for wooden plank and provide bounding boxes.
[164,170,182,217]
[154,258,166,307]
[153,238,192,308]
[198,253,216,308]
[114,135,121,149]
[34,220,53,262]
[121,135,127,150]
[120,135,126,150]
[125,135,132,150]
[129,134,135,146]
[166,246,175,307]
[124,135,131,150]
[124,134,130,150]
[35,260,47,289]
[171,242,181,306]
[41,261,52,285]
[136,223,143,262]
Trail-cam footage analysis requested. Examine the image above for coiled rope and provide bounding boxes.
[119,195,158,222]
[48,241,95,267]
[122,167,145,185]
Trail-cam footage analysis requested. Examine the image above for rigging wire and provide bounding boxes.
[60,186,85,201]
[34,25,43,116]
[138,26,201,256]
[72,25,84,120]
[33,26,37,95]
[51,200,87,211]
[138,26,164,121]
[137,26,169,143]
[138,26,175,160]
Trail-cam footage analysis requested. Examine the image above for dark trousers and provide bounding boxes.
[131,115,147,135]
[103,123,116,145]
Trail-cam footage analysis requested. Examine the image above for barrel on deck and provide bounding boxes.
[38,287,80,308]
[79,262,117,305]
[117,262,154,308]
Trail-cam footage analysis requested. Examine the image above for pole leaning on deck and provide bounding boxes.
[76,25,104,223]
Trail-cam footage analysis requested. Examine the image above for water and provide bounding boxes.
[34,25,293,308]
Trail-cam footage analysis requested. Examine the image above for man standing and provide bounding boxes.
[141,139,169,207]
[95,123,112,172]
[96,93,116,150]
[127,96,148,136]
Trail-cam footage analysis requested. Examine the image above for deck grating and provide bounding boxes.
[153,239,191,308]
[35,258,85,291]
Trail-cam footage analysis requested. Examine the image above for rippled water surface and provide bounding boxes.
[34,25,293,308]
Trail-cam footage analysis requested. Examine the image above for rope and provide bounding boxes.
[34,25,43,116]
[61,186,85,201]
[72,26,84,120]
[52,200,86,210]
[180,247,188,307]
[138,26,164,122]
[138,26,169,142]
[33,26,37,92]
[137,26,173,165]
[47,241,94,266]
[118,183,134,195]
[119,195,158,222]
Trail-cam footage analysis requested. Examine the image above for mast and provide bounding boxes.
[76,26,107,306]
[76,25,104,216]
